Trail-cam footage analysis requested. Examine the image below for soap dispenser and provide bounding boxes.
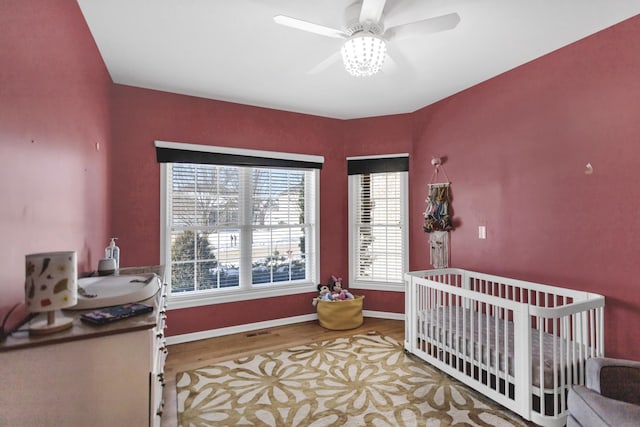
[105,237,120,270]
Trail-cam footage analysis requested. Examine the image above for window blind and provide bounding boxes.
[347,154,408,175]
[353,172,404,282]
[347,153,408,285]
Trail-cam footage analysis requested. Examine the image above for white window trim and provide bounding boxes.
[347,155,409,292]
[158,141,322,309]
[346,153,409,161]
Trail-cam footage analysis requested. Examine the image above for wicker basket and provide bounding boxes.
[316,295,364,330]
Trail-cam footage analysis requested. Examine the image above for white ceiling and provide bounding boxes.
[76,0,639,120]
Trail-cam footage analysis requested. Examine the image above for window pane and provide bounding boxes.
[251,226,306,285]
[171,262,194,293]
[249,168,307,285]
[171,230,195,262]
[209,228,241,289]
[170,230,227,291]
[197,260,218,290]
[167,162,315,294]
[252,169,305,226]
[171,165,240,228]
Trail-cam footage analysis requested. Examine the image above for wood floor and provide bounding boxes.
[160,318,404,426]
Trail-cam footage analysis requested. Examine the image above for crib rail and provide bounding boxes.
[404,269,605,427]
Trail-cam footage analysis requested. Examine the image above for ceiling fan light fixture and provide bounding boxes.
[340,33,386,77]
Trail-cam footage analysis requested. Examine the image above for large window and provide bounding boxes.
[157,141,322,306]
[348,155,408,290]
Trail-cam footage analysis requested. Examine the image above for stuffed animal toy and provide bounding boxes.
[328,275,342,288]
[330,278,354,301]
[312,284,334,306]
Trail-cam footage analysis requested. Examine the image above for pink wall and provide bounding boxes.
[2,0,638,359]
[0,0,111,328]
[109,87,412,335]
[110,85,352,335]
[110,85,343,270]
[410,15,640,359]
[340,115,415,313]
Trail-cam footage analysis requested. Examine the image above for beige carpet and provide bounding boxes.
[176,332,528,426]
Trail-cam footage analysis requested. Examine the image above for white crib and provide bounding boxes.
[404,269,605,427]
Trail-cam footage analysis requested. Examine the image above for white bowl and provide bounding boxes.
[69,274,160,310]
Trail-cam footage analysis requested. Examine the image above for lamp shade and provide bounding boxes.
[341,33,386,77]
[25,251,77,334]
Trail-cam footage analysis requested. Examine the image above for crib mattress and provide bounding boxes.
[418,307,581,389]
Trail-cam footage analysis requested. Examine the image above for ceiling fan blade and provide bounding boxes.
[385,47,415,77]
[385,12,460,40]
[359,0,387,24]
[382,53,398,73]
[273,15,346,39]
[308,51,342,74]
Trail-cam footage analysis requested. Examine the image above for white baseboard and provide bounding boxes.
[362,310,405,321]
[165,313,318,345]
[165,311,404,345]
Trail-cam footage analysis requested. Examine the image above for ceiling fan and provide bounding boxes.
[273,0,460,77]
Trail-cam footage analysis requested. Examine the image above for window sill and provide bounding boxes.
[349,281,405,292]
[167,282,317,310]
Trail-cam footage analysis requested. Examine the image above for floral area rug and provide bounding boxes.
[176,332,528,426]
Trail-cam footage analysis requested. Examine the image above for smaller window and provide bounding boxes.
[347,155,409,290]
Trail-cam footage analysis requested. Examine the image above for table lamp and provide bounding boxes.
[25,251,77,335]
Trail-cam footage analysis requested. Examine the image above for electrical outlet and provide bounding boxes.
[478,226,487,239]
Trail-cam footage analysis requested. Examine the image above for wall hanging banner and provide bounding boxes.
[423,158,453,268]
[423,183,453,233]
[429,231,449,269]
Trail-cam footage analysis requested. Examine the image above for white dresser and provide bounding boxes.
[0,266,168,427]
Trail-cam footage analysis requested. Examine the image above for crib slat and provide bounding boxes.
[598,307,604,356]
[538,317,545,416]
[552,315,558,416]
[455,294,460,371]
[589,309,595,359]
[436,289,441,360]
[470,300,474,374]
[448,292,453,366]
[494,304,499,390]
[581,312,586,366]
[485,302,490,385]
[432,287,436,352]
[573,313,580,385]
[463,296,468,375]
[504,309,509,390]
[560,314,566,415]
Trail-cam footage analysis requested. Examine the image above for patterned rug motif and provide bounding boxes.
[176,332,527,426]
